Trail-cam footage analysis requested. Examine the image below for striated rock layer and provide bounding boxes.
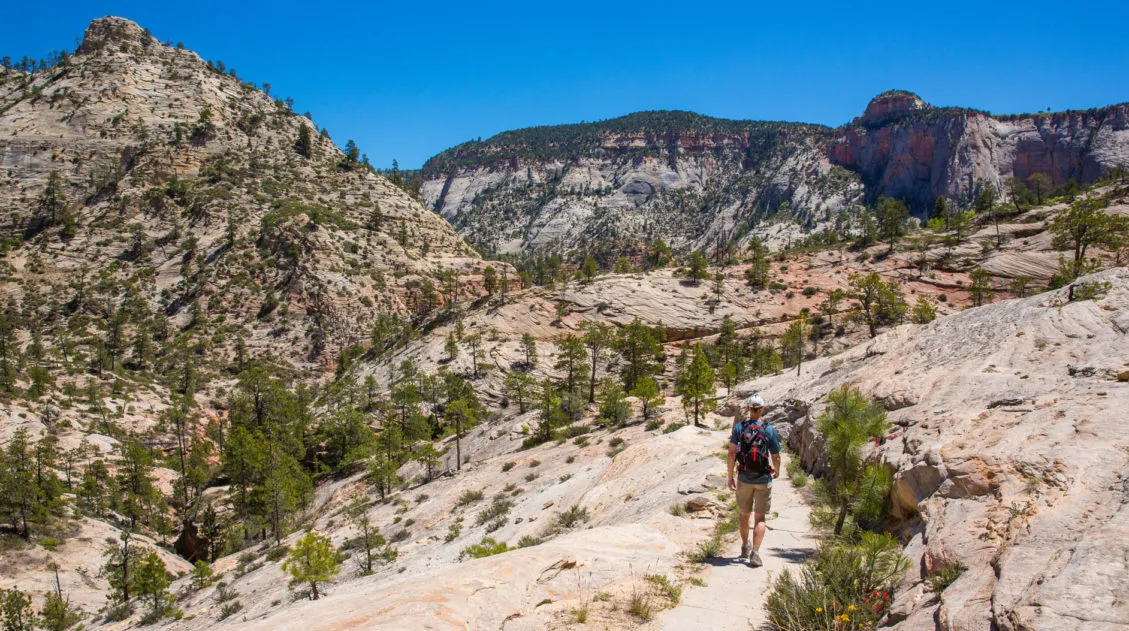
[421,93,1129,256]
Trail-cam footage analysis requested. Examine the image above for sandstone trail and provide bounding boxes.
[652,451,817,630]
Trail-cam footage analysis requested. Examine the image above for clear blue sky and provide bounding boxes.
[4,1,1128,168]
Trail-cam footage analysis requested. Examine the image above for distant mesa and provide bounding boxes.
[860,90,930,126]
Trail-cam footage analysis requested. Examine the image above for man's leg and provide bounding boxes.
[752,512,767,550]
[735,481,754,557]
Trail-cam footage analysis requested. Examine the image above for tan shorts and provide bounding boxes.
[736,481,772,515]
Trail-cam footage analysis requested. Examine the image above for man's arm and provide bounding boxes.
[727,442,738,490]
[770,426,782,479]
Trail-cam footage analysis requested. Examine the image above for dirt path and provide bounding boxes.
[654,451,817,630]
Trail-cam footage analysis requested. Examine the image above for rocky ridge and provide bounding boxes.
[421,94,1129,257]
[0,16,493,372]
[737,268,1129,630]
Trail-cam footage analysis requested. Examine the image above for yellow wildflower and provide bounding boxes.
[816,607,823,613]
[848,604,856,611]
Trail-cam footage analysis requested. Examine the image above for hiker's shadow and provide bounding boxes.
[709,556,749,567]
[767,547,817,563]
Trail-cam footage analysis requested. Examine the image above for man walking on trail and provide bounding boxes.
[727,394,781,567]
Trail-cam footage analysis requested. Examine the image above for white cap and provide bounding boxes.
[744,394,766,409]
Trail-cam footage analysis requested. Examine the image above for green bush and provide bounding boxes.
[764,533,906,631]
[456,489,484,507]
[460,537,509,560]
[475,497,513,526]
[556,504,589,529]
[925,559,967,594]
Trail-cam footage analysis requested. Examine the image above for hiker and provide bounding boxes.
[727,394,781,567]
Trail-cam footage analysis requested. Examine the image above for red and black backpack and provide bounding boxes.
[736,420,773,476]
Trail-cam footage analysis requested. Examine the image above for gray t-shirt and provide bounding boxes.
[730,420,781,485]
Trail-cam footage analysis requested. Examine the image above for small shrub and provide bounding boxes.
[529,459,541,468]
[573,436,590,447]
[645,574,682,605]
[457,489,485,507]
[627,588,654,621]
[190,560,214,590]
[445,521,462,543]
[662,422,685,434]
[214,583,239,603]
[460,537,509,560]
[524,473,538,482]
[689,536,722,563]
[645,418,663,431]
[517,534,543,548]
[926,559,967,594]
[265,545,289,562]
[565,455,576,464]
[764,532,906,631]
[669,502,686,517]
[556,504,589,529]
[501,461,515,472]
[475,497,514,526]
[571,604,589,623]
[103,601,134,622]
[218,601,243,620]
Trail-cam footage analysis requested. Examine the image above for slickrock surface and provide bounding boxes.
[734,268,1129,630]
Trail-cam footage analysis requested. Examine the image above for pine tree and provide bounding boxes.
[848,273,907,338]
[343,140,360,167]
[504,371,534,413]
[1,587,33,631]
[581,254,599,283]
[816,386,889,535]
[554,335,587,395]
[630,376,663,421]
[520,333,538,368]
[580,321,613,403]
[102,530,137,603]
[483,266,498,294]
[685,251,710,283]
[446,398,477,471]
[462,333,484,377]
[283,531,341,600]
[968,268,994,307]
[1049,197,1111,278]
[933,196,950,230]
[346,497,390,576]
[534,380,566,445]
[615,318,664,392]
[779,313,810,376]
[295,124,313,158]
[911,295,938,323]
[132,551,170,618]
[875,196,909,252]
[597,382,630,426]
[444,333,459,364]
[677,345,716,427]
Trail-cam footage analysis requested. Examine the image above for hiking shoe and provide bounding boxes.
[740,542,751,560]
[749,550,763,567]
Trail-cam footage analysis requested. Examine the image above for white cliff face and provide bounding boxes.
[425,96,1129,259]
[422,136,863,255]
